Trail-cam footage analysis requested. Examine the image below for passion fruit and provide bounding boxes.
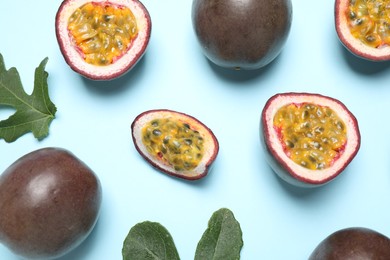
[309,227,390,259]
[131,109,219,180]
[335,0,390,61]
[0,147,102,259]
[192,0,293,70]
[55,0,151,80]
[260,92,360,188]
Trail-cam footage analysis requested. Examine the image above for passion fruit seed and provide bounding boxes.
[142,118,205,171]
[68,2,138,66]
[273,103,347,170]
[347,0,390,48]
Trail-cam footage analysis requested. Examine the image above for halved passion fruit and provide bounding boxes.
[335,0,390,61]
[131,109,219,180]
[261,93,360,187]
[55,0,151,80]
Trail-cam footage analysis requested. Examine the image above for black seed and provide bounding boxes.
[152,129,161,136]
[286,140,295,148]
[160,145,167,154]
[335,121,344,130]
[366,35,376,42]
[103,14,112,22]
[163,136,170,144]
[316,162,325,169]
[355,18,363,26]
[302,110,309,119]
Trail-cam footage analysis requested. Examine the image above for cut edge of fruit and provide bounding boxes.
[131,109,219,180]
[335,0,390,61]
[56,0,151,80]
[262,92,360,186]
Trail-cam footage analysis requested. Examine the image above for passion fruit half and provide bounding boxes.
[131,109,219,180]
[335,0,390,61]
[56,0,151,80]
[261,92,360,188]
[309,227,390,259]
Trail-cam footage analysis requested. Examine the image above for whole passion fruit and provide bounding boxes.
[309,227,390,259]
[261,92,360,188]
[335,0,390,61]
[192,0,293,70]
[131,109,219,180]
[56,0,151,80]
[0,147,102,259]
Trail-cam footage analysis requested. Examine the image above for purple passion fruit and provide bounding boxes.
[261,93,360,188]
[131,109,219,180]
[55,0,151,80]
[335,0,390,61]
[0,147,102,259]
[192,0,292,70]
[309,227,390,259]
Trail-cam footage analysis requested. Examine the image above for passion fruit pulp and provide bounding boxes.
[261,92,360,188]
[56,0,151,80]
[309,227,390,259]
[192,0,293,70]
[131,109,219,180]
[335,0,390,61]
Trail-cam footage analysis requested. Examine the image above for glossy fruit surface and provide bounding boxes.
[0,147,102,259]
[131,109,219,180]
[56,0,151,80]
[192,0,292,70]
[261,92,360,188]
[335,0,390,61]
[309,227,390,259]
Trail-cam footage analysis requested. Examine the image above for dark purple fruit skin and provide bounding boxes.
[192,0,292,70]
[309,227,390,260]
[0,147,102,259]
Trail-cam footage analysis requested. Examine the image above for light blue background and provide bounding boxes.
[1,0,390,259]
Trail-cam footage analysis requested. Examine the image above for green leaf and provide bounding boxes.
[195,208,243,260]
[122,221,180,260]
[0,53,56,142]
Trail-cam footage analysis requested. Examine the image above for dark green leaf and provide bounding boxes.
[0,53,56,142]
[122,221,180,260]
[195,208,243,260]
